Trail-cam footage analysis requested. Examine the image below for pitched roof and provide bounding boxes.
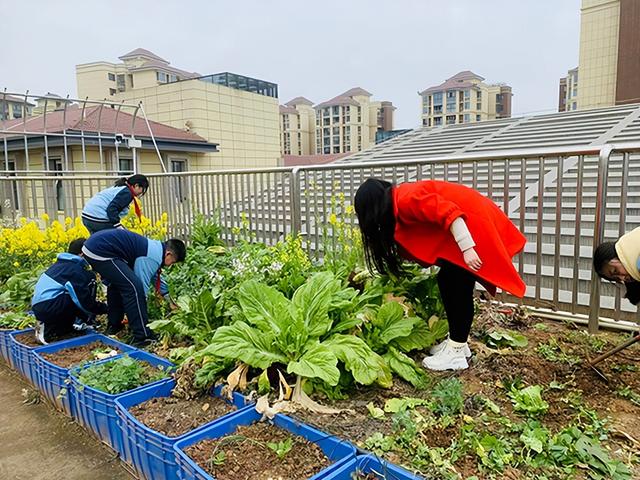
[285,96,314,107]
[279,105,298,114]
[315,87,372,109]
[419,71,486,95]
[128,60,199,79]
[1,94,35,106]
[0,105,211,144]
[119,48,168,64]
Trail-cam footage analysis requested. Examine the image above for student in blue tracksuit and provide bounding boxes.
[81,174,149,234]
[81,229,186,347]
[31,238,108,344]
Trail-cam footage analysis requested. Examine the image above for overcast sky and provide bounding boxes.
[1,0,581,129]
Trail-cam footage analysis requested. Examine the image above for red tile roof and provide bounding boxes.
[1,94,35,106]
[315,87,372,109]
[285,96,314,107]
[419,71,485,95]
[279,105,298,114]
[0,105,211,144]
[119,48,168,63]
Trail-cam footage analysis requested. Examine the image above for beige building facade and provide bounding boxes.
[279,88,395,156]
[420,71,512,127]
[76,49,281,170]
[314,88,394,155]
[279,97,315,156]
[1,94,34,121]
[559,0,640,111]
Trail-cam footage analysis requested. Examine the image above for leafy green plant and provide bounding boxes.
[483,329,528,349]
[432,377,464,417]
[0,270,42,311]
[536,338,581,365]
[205,272,391,409]
[267,437,293,459]
[76,356,167,394]
[149,287,225,348]
[0,311,35,329]
[508,385,549,416]
[616,386,640,406]
[358,301,446,388]
[191,213,224,248]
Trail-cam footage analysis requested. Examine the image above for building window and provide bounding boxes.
[434,116,442,126]
[446,115,456,125]
[108,73,116,81]
[117,74,126,92]
[323,146,330,154]
[333,127,340,135]
[464,114,470,123]
[109,88,116,96]
[156,71,168,83]
[476,102,482,110]
[357,107,361,122]
[433,105,442,114]
[47,157,65,212]
[323,118,330,126]
[12,104,22,119]
[170,158,188,202]
[118,157,134,176]
[476,114,481,122]
[433,92,443,104]
[422,118,428,126]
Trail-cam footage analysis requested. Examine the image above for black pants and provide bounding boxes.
[82,217,115,235]
[87,258,151,342]
[437,260,477,343]
[32,295,89,341]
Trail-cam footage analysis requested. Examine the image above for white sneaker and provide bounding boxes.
[429,338,472,358]
[35,321,48,345]
[422,341,469,371]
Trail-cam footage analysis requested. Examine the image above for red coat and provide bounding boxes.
[392,180,526,297]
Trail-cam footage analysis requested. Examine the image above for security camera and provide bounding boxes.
[114,133,124,145]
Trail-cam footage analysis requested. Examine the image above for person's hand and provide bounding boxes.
[463,248,482,271]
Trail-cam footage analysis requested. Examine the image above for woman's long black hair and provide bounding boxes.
[354,178,403,276]
[114,174,149,196]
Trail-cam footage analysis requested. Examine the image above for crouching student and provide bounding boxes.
[32,238,108,344]
[594,226,640,304]
[81,228,186,348]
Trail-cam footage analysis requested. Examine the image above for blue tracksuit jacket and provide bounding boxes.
[81,185,134,226]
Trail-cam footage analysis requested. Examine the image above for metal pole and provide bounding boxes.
[139,103,167,173]
[290,167,301,236]
[588,145,614,333]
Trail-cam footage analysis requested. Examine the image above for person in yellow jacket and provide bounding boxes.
[593,227,640,304]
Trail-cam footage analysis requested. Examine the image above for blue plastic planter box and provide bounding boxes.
[325,454,424,479]
[70,350,173,455]
[0,328,16,364]
[9,328,39,385]
[33,334,136,417]
[174,408,357,480]
[116,382,254,480]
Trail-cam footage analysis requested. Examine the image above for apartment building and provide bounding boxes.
[558,68,579,112]
[558,0,640,111]
[0,94,34,120]
[313,88,394,154]
[76,48,281,170]
[279,97,315,155]
[420,71,512,127]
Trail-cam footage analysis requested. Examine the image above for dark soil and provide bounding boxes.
[14,331,42,347]
[184,422,332,480]
[41,341,120,368]
[129,395,237,437]
[293,310,640,479]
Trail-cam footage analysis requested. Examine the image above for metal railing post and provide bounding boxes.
[588,145,614,333]
[289,167,302,236]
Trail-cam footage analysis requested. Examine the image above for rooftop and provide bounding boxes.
[285,96,314,107]
[0,105,217,152]
[340,103,640,163]
[315,87,372,109]
[420,71,487,95]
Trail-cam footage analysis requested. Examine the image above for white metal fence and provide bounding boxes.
[2,143,640,330]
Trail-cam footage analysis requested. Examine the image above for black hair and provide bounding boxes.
[68,238,87,255]
[353,178,403,277]
[593,241,618,279]
[623,281,640,305]
[166,238,186,262]
[114,174,149,196]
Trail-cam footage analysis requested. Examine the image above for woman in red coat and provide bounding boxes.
[354,178,527,371]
